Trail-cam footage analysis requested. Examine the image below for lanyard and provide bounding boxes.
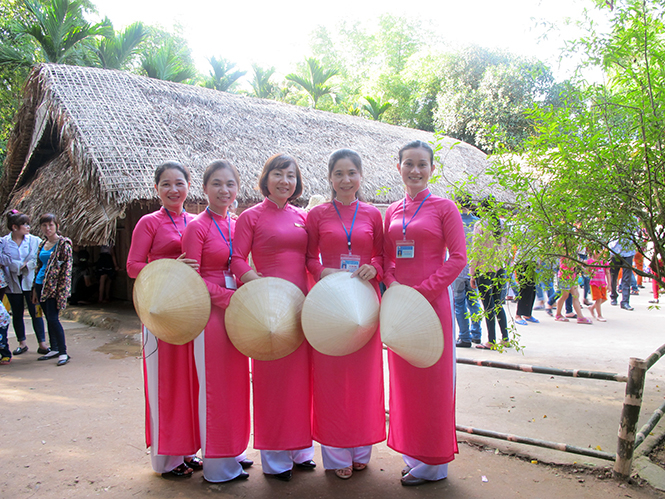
[402,192,431,239]
[165,208,187,238]
[207,207,233,264]
[332,199,359,255]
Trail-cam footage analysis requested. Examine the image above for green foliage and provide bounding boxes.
[203,56,246,92]
[362,95,391,121]
[449,0,665,288]
[93,20,146,70]
[141,37,196,83]
[285,57,338,109]
[16,0,111,64]
[249,63,275,98]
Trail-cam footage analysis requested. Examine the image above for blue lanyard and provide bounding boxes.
[165,208,187,238]
[332,199,359,254]
[207,208,232,264]
[402,192,431,239]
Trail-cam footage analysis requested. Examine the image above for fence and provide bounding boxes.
[452,344,665,479]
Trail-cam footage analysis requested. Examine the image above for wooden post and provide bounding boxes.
[614,357,648,479]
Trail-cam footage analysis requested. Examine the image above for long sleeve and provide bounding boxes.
[383,203,398,287]
[182,217,235,310]
[230,211,254,280]
[369,208,384,282]
[305,208,325,281]
[127,216,156,279]
[412,203,466,303]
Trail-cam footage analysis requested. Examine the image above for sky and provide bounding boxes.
[90,0,603,81]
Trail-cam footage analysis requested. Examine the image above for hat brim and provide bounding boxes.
[133,259,211,345]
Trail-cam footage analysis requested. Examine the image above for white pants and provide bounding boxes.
[260,445,315,474]
[203,452,248,483]
[321,445,372,470]
[403,455,449,481]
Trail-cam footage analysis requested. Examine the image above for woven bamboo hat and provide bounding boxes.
[132,259,211,345]
[302,272,379,356]
[225,277,305,361]
[380,284,443,368]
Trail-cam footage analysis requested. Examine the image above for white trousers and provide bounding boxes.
[403,455,449,481]
[260,445,315,474]
[203,452,248,483]
[321,445,372,469]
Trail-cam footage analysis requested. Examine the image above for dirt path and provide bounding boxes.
[1,319,663,498]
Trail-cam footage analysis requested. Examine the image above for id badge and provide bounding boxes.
[396,240,415,259]
[340,254,361,272]
[224,270,237,290]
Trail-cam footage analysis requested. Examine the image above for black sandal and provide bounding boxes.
[162,463,193,478]
[184,456,203,471]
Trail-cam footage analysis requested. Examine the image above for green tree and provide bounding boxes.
[93,21,146,70]
[362,95,391,120]
[12,0,111,64]
[203,56,246,92]
[455,0,665,290]
[286,57,339,109]
[249,63,276,98]
[141,39,196,82]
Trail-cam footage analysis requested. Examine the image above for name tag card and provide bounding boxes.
[340,254,361,272]
[224,270,237,290]
[396,240,415,259]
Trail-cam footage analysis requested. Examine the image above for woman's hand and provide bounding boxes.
[240,270,263,283]
[389,281,401,288]
[351,264,377,281]
[176,252,199,271]
[470,277,477,289]
[321,268,344,279]
[32,289,39,304]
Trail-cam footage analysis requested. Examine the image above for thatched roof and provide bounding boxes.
[1,63,505,244]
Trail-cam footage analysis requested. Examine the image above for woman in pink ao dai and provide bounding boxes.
[230,153,315,482]
[181,160,252,483]
[306,149,386,480]
[383,141,467,486]
[126,162,200,478]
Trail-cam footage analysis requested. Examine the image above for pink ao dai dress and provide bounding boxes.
[126,207,199,474]
[383,188,466,480]
[230,198,314,474]
[181,209,250,482]
[305,199,386,470]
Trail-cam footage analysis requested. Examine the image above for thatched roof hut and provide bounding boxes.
[1,63,501,246]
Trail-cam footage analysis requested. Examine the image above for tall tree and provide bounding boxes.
[285,57,338,109]
[456,0,665,291]
[141,39,196,83]
[14,0,111,64]
[93,21,146,70]
[362,95,391,121]
[203,56,245,92]
[249,63,276,98]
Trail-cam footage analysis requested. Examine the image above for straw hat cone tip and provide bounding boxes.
[302,272,379,356]
[225,277,305,361]
[380,284,443,368]
[133,259,211,345]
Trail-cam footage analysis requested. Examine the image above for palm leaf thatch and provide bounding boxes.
[1,63,504,245]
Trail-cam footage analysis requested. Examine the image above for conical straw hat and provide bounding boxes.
[302,272,380,356]
[225,277,305,361]
[133,259,211,345]
[380,284,443,368]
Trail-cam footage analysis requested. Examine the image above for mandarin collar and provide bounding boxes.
[264,197,289,210]
[206,207,229,220]
[406,188,431,202]
[333,198,359,207]
[162,206,184,217]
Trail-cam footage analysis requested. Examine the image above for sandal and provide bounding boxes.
[554,315,569,322]
[475,342,493,350]
[184,456,203,470]
[0,356,10,365]
[335,466,353,479]
[352,462,367,471]
[597,317,607,322]
[577,317,593,325]
[162,463,193,478]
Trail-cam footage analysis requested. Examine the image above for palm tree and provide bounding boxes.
[94,21,147,70]
[141,40,197,83]
[17,0,111,64]
[285,57,338,109]
[363,95,392,121]
[204,57,246,92]
[250,64,276,98]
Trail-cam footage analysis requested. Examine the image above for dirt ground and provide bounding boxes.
[1,318,664,499]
